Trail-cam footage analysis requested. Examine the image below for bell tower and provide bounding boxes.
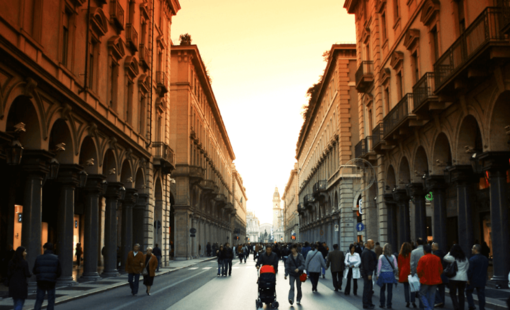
[272,187,281,229]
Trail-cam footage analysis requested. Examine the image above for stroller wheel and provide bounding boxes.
[271,301,279,309]
[255,299,262,309]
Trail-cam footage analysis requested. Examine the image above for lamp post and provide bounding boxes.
[78,170,88,188]
[48,158,60,179]
[5,139,24,165]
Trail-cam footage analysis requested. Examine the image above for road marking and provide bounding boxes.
[188,267,198,270]
[110,269,210,310]
[202,267,212,269]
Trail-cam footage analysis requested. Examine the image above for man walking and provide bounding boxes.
[301,242,311,259]
[411,238,426,309]
[256,245,279,274]
[153,244,162,272]
[416,245,443,310]
[432,242,447,307]
[33,243,61,310]
[126,244,145,296]
[206,242,211,257]
[326,244,345,292]
[224,243,234,276]
[466,244,489,310]
[361,239,376,309]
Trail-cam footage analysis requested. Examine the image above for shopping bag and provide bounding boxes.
[408,274,420,293]
[299,273,308,282]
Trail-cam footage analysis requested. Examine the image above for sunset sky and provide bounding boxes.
[172,0,356,225]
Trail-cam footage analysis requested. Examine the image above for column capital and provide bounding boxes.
[122,188,138,206]
[135,193,149,209]
[105,182,124,200]
[478,151,510,173]
[83,174,106,193]
[21,150,53,176]
[405,183,427,198]
[424,175,447,191]
[383,193,396,205]
[57,164,83,186]
[392,189,409,203]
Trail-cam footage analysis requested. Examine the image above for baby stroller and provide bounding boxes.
[256,265,279,309]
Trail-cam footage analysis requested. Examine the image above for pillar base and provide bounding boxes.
[101,270,120,278]
[57,277,78,287]
[173,256,190,261]
[79,273,101,282]
[489,276,510,289]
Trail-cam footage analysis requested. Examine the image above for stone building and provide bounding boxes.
[272,187,284,242]
[282,163,299,242]
[344,0,510,286]
[232,165,248,245]
[170,42,245,259]
[296,44,360,251]
[0,0,180,284]
[246,211,260,243]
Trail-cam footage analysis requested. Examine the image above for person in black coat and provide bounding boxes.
[33,243,62,310]
[8,246,31,310]
[152,244,162,272]
[222,243,234,276]
[256,245,279,274]
[361,239,376,309]
[207,242,212,257]
[432,242,447,307]
[466,244,489,310]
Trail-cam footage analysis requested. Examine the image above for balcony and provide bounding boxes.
[156,71,168,97]
[412,72,439,115]
[126,24,138,52]
[198,179,215,191]
[372,124,385,153]
[355,136,377,161]
[434,7,510,95]
[152,142,175,173]
[297,203,306,215]
[312,180,327,198]
[139,44,149,70]
[189,165,205,183]
[304,194,315,207]
[109,0,124,30]
[355,61,374,93]
[383,93,427,142]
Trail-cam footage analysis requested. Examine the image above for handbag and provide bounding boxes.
[444,260,458,278]
[299,273,308,282]
[408,274,421,292]
[142,256,150,276]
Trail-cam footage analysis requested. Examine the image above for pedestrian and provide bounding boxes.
[398,242,416,308]
[216,244,224,276]
[33,243,62,310]
[254,244,260,261]
[237,244,244,263]
[444,244,470,310]
[126,243,145,296]
[326,244,345,292]
[7,246,30,310]
[377,243,398,309]
[285,244,305,306]
[416,244,443,310]
[375,242,383,260]
[304,244,326,293]
[344,244,361,296]
[318,242,329,279]
[142,247,158,296]
[242,244,248,263]
[301,242,311,259]
[411,238,425,309]
[75,243,82,269]
[152,243,162,272]
[212,243,217,258]
[256,245,279,273]
[432,242,447,308]
[223,243,234,276]
[466,244,488,310]
[361,239,376,309]
[206,242,212,257]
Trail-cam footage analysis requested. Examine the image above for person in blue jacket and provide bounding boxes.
[301,242,311,259]
[466,244,488,310]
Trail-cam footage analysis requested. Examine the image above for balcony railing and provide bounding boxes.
[412,72,437,112]
[109,0,124,30]
[189,166,205,180]
[355,136,373,158]
[313,180,327,196]
[152,142,175,170]
[139,44,149,69]
[434,7,508,92]
[383,93,414,139]
[355,61,374,93]
[304,194,315,206]
[126,24,138,52]
[373,124,384,149]
[497,0,510,33]
[156,71,168,95]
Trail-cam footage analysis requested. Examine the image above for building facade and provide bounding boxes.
[246,211,260,243]
[282,163,299,242]
[232,165,248,245]
[259,223,272,242]
[296,44,360,251]
[0,0,181,284]
[344,0,510,286]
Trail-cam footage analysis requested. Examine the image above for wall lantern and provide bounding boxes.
[48,158,60,180]
[5,139,24,166]
[443,166,453,184]
[470,153,483,176]
[101,180,108,195]
[119,186,126,200]
[78,170,88,188]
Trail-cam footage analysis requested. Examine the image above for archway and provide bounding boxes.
[399,157,411,187]
[431,133,452,175]
[457,115,483,164]
[103,150,117,182]
[49,119,74,164]
[488,91,510,151]
[386,165,396,190]
[414,146,429,181]
[5,96,42,150]
[79,137,99,174]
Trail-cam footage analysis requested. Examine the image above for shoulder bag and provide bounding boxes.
[142,256,150,276]
[444,260,458,278]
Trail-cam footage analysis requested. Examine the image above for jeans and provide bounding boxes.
[380,283,394,308]
[156,255,161,271]
[466,286,485,310]
[13,298,25,310]
[362,275,374,307]
[238,254,244,263]
[222,259,232,275]
[288,275,302,302]
[435,283,446,304]
[217,259,223,274]
[34,287,56,310]
[309,272,320,291]
[345,268,358,295]
[403,282,416,303]
[332,271,343,290]
[419,284,437,310]
[449,280,467,310]
[128,273,140,295]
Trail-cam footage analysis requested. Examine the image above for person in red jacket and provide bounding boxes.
[416,245,443,310]
[398,242,416,308]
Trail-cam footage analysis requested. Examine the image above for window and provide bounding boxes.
[126,81,134,124]
[396,72,403,100]
[366,43,371,60]
[62,10,71,66]
[88,41,97,91]
[431,27,440,62]
[457,0,466,34]
[381,13,387,41]
[139,94,146,136]
[109,61,119,110]
[384,87,390,115]
[411,52,420,84]
[368,108,373,135]
[394,0,400,22]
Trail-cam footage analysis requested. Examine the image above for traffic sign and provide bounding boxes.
[356,222,365,232]
[190,228,197,234]
[334,224,339,232]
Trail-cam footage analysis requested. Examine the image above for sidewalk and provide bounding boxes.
[0,257,216,310]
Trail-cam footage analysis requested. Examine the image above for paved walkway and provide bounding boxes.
[0,257,215,310]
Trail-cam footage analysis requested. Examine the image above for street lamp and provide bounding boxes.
[5,139,23,166]
[78,170,88,188]
[119,186,126,200]
[101,180,108,195]
[470,153,483,176]
[48,158,60,180]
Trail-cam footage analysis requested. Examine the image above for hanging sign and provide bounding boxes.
[356,222,365,232]
[425,192,434,201]
[358,197,363,215]
[334,224,339,232]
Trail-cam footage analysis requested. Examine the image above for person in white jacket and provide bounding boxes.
[443,244,469,310]
[344,244,361,296]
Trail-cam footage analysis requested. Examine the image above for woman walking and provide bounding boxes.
[216,245,224,276]
[142,247,158,296]
[444,244,469,310]
[377,243,398,309]
[304,244,326,293]
[284,244,305,305]
[398,242,416,308]
[75,243,83,269]
[344,244,361,296]
[7,247,30,310]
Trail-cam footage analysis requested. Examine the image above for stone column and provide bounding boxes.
[133,194,149,250]
[119,188,137,273]
[102,182,123,277]
[80,174,105,282]
[407,183,427,241]
[425,176,448,254]
[56,165,82,285]
[383,194,398,252]
[173,205,191,261]
[21,150,51,284]
[479,152,510,287]
[393,189,411,245]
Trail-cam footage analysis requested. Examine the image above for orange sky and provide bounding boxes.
[172,0,356,225]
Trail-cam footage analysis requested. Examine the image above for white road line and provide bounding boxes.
[188,267,198,270]
[110,269,209,310]
[202,267,212,269]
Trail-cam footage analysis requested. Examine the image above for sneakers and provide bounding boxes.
[297,300,301,305]
[289,299,293,305]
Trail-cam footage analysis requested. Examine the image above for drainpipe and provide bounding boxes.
[78,0,92,94]
[146,0,154,149]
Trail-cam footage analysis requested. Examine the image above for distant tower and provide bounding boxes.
[273,187,281,229]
